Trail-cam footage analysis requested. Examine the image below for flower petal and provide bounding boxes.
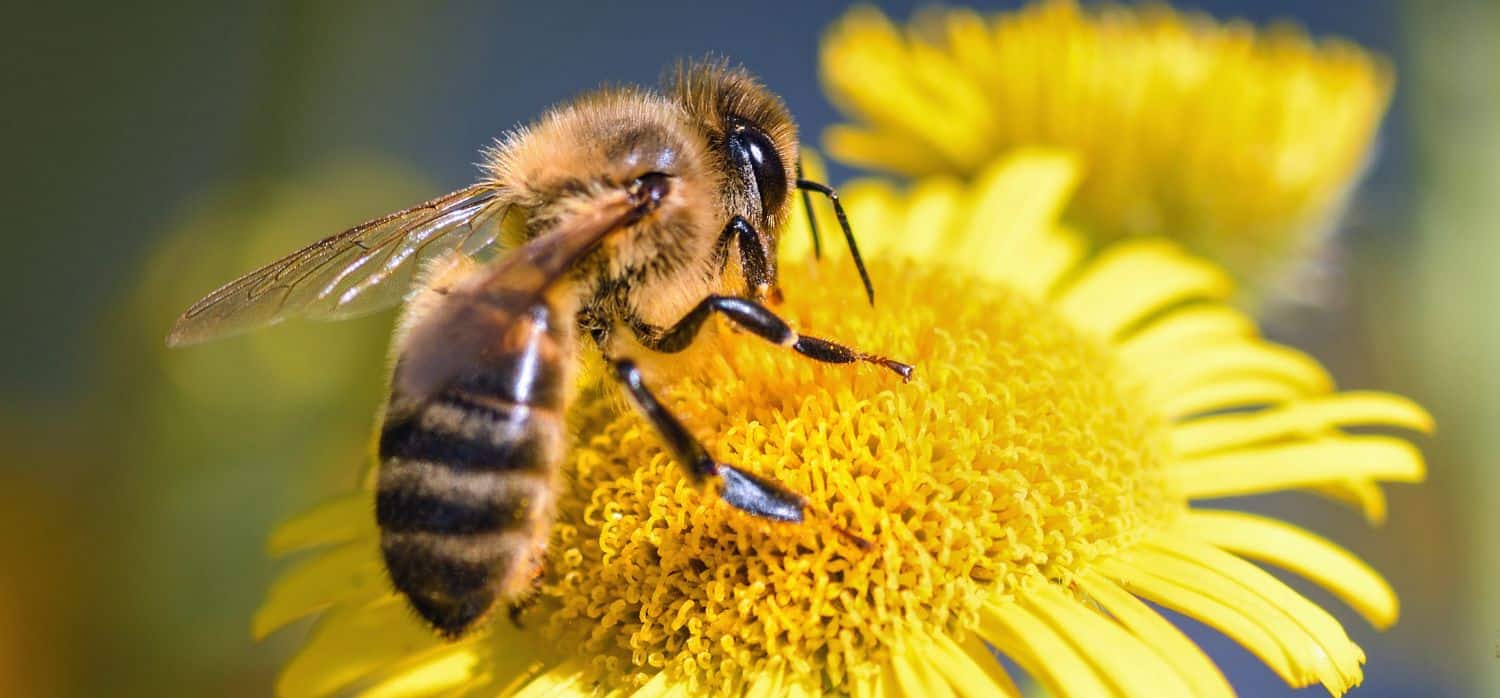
[896,177,966,263]
[509,660,592,698]
[1003,226,1087,299]
[1143,341,1333,403]
[253,540,385,640]
[1140,533,1365,693]
[954,150,1080,281]
[1095,557,1300,687]
[847,670,880,698]
[1076,572,1232,698]
[977,598,1114,697]
[1055,240,1232,339]
[268,493,372,556]
[1024,584,1194,698]
[824,125,951,176]
[1308,478,1388,524]
[1170,392,1434,456]
[744,667,784,698]
[1184,510,1399,628]
[358,645,479,698]
[278,598,448,698]
[1158,376,1303,419]
[1169,435,1425,499]
[890,641,955,698]
[927,632,1021,698]
[1115,305,1256,368]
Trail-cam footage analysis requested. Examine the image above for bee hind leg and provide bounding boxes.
[507,597,536,629]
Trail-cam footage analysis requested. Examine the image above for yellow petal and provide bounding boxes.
[1171,392,1434,456]
[628,671,671,698]
[278,598,447,698]
[924,631,1021,698]
[1184,510,1398,628]
[253,541,385,640]
[1308,478,1388,524]
[895,177,966,263]
[977,598,1113,698]
[957,635,1023,698]
[358,645,478,698]
[1076,572,1233,698]
[848,671,880,698]
[784,675,820,698]
[1142,533,1365,693]
[1115,305,1256,368]
[744,668,784,698]
[824,125,951,177]
[268,493,372,556]
[1158,376,1303,419]
[890,641,955,698]
[821,8,976,170]
[1095,557,1300,686]
[1144,341,1333,403]
[1055,240,1232,339]
[1004,226,1087,299]
[954,150,1080,281]
[1169,435,1425,498]
[509,660,591,698]
[1023,584,1193,698]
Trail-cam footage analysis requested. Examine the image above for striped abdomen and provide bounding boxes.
[377,301,572,637]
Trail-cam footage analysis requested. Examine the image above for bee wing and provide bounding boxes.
[167,184,514,346]
[393,191,643,401]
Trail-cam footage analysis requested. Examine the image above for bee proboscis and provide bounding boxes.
[169,59,911,637]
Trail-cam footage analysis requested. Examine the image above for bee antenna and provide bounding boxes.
[796,178,874,305]
[796,160,823,260]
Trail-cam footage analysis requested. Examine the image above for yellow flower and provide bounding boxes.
[821,1,1393,298]
[255,151,1427,697]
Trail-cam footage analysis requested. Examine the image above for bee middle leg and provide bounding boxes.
[609,358,805,522]
[631,296,912,381]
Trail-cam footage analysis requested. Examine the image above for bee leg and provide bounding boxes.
[505,543,548,628]
[507,599,533,629]
[609,358,805,522]
[723,215,775,302]
[633,296,913,381]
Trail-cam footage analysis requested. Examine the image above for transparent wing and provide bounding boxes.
[167,184,513,346]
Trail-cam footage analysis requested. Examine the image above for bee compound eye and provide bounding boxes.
[730,125,787,215]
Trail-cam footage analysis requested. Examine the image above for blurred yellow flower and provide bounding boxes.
[821,1,1393,299]
[256,151,1427,697]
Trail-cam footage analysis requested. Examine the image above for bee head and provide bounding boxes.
[667,58,798,246]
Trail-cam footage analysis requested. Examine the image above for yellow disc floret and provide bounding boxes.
[540,257,1177,694]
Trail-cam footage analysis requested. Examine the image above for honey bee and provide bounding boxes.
[168,59,911,637]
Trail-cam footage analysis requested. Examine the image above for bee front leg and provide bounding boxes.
[722,215,775,302]
[632,296,912,381]
[608,358,804,522]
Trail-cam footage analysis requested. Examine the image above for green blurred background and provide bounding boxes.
[1,1,1494,695]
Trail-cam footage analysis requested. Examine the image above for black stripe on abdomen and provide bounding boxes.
[381,536,496,638]
[375,487,520,534]
[378,397,556,473]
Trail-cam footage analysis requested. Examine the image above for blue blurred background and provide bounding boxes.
[3,1,1493,695]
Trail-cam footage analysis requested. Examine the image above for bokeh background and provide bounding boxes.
[3,1,1494,695]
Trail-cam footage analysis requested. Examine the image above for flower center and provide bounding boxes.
[534,258,1177,693]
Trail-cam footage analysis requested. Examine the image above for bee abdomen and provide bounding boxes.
[377,389,565,637]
